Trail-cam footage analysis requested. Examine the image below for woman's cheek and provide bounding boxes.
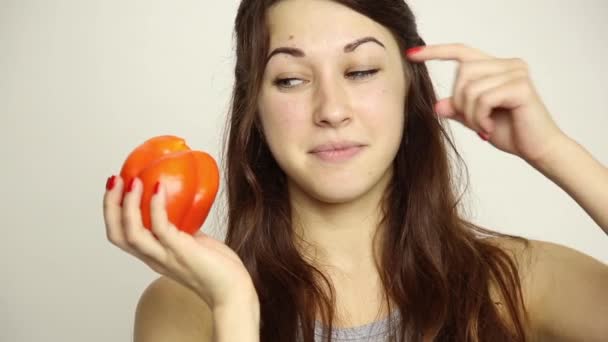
[260,98,309,154]
[354,85,391,117]
[273,96,309,129]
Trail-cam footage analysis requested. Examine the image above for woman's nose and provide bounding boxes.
[313,74,352,128]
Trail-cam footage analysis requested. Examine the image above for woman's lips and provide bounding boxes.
[310,146,365,162]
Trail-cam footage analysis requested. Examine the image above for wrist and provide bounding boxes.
[526,132,573,174]
[213,296,260,321]
[212,301,260,342]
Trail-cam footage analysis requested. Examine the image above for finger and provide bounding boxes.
[150,182,210,275]
[104,175,127,247]
[104,175,169,274]
[149,181,193,258]
[121,177,169,263]
[473,77,530,134]
[465,70,528,134]
[454,58,529,112]
[434,98,467,127]
[406,43,491,63]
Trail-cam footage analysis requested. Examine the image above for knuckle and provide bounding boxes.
[121,205,138,230]
[106,229,122,244]
[148,263,167,275]
[511,57,528,70]
[458,62,471,76]
[123,223,140,246]
[463,82,477,99]
[513,69,527,79]
[124,231,138,246]
[105,217,124,244]
[120,212,130,233]
[472,117,482,131]
[107,236,129,252]
[103,202,118,219]
[453,79,465,97]
[475,116,483,127]
[518,79,533,96]
[477,93,492,108]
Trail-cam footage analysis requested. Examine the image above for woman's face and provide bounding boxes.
[258,0,408,205]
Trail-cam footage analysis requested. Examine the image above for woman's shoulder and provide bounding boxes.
[134,275,213,342]
[485,234,601,280]
[484,234,569,295]
[485,234,608,339]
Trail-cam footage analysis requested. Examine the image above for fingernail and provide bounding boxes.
[405,46,424,56]
[478,132,490,141]
[153,181,160,195]
[127,178,136,192]
[106,175,116,191]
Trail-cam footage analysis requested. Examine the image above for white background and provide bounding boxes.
[1,0,606,341]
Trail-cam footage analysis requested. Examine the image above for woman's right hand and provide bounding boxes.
[103,175,259,311]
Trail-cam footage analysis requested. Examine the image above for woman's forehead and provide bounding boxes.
[266,0,391,49]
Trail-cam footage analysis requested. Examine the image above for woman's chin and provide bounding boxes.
[308,183,370,205]
[287,168,390,206]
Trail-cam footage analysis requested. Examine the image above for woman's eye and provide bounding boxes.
[273,78,304,89]
[273,69,379,89]
[346,69,379,80]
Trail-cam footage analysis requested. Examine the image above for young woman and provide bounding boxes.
[103,0,608,341]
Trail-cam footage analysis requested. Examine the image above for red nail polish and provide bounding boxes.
[478,132,490,141]
[106,175,116,191]
[127,178,136,192]
[153,181,160,194]
[405,46,423,55]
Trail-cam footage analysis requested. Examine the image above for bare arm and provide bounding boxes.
[529,134,608,234]
[212,301,260,342]
[134,276,260,342]
[134,276,213,342]
[516,240,608,341]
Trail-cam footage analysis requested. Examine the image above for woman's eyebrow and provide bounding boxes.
[265,36,385,65]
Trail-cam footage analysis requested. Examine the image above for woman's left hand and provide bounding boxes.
[406,43,566,164]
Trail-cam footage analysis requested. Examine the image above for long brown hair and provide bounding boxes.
[221,0,530,341]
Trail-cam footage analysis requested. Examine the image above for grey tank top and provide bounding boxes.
[303,234,491,341]
[312,309,402,342]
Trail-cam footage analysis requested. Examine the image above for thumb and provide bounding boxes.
[434,98,466,126]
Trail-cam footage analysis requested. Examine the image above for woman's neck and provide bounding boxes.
[288,170,391,274]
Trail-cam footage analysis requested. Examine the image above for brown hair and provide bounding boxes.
[221,0,530,341]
